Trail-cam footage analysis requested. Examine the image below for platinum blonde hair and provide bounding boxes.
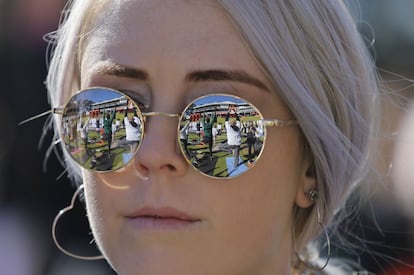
[46,0,106,181]
[46,0,380,273]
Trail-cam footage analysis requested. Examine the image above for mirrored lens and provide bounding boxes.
[179,94,266,178]
[61,88,144,171]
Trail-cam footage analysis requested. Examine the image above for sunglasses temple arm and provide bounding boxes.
[262,119,298,127]
[17,107,65,126]
[17,109,55,126]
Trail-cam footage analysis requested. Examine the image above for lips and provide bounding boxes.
[126,207,201,230]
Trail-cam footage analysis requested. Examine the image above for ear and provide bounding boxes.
[295,152,317,209]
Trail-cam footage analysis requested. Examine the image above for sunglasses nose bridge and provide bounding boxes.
[141,112,181,133]
[133,111,189,178]
[140,111,183,153]
[142,112,180,119]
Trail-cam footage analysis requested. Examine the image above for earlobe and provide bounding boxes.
[295,163,317,209]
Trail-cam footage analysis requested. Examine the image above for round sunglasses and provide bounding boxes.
[53,87,297,179]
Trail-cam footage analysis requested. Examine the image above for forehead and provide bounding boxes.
[80,0,258,80]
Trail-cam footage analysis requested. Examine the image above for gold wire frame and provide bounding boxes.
[47,87,298,178]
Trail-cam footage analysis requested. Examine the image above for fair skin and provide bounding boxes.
[71,0,316,274]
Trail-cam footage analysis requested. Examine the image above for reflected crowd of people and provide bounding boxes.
[61,90,266,178]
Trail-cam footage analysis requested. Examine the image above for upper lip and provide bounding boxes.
[126,206,201,221]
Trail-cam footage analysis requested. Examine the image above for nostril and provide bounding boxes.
[166,164,176,171]
[134,163,150,179]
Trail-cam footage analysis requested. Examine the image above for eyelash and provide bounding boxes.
[119,89,150,111]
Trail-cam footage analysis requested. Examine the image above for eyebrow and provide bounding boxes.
[185,70,269,91]
[96,63,268,91]
[96,63,148,80]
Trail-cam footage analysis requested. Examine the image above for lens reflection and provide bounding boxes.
[61,88,143,171]
[179,94,265,178]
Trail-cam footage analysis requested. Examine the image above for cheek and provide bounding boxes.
[82,171,103,236]
[82,171,119,260]
[263,129,304,181]
[206,130,303,258]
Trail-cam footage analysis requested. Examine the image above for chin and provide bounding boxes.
[106,246,202,275]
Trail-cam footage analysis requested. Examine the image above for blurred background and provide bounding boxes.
[0,0,413,274]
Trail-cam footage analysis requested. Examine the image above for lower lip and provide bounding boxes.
[126,216,201,231]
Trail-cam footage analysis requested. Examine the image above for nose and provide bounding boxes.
[133,113,189,179]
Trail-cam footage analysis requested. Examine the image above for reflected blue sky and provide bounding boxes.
[77,88,125,104]
[194,94,245,106]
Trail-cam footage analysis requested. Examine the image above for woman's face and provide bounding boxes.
[78,0,314,274]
